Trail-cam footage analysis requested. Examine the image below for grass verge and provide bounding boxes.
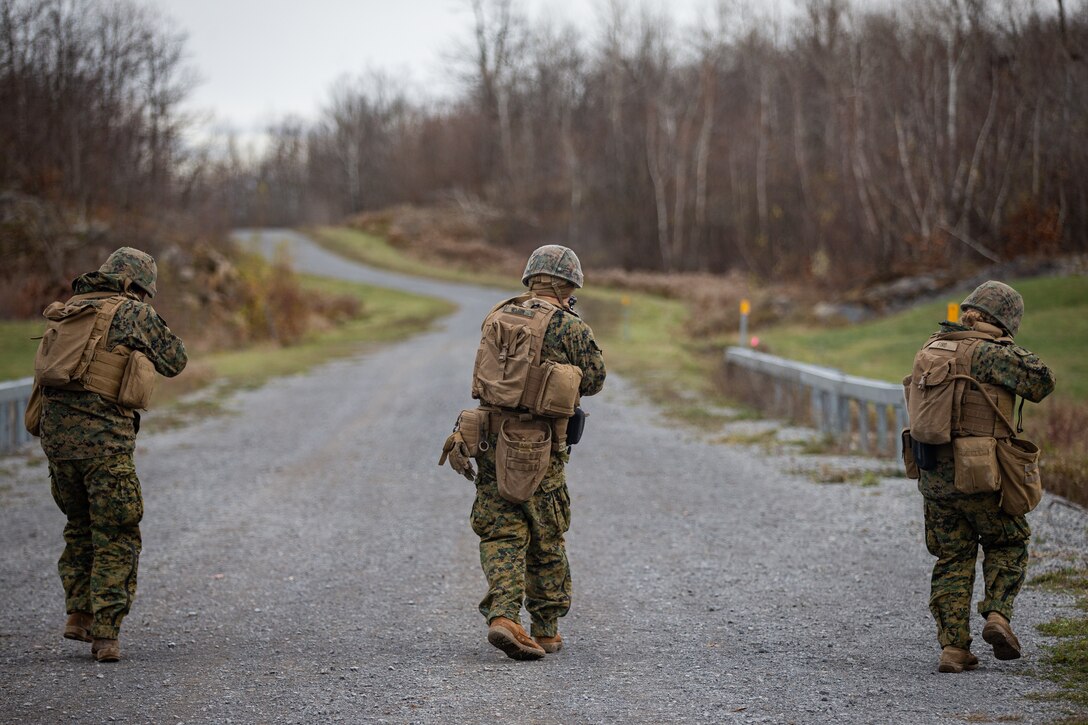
[1030,568,1088,719]
[307,226,512,288]
[144,274,452,428]
[309,225,744,428]
[0,320,41,382]
[757,276,1088,400]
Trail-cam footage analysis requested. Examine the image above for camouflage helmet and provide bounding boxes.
[99,247,157,298]
[961,280,1023,338]
[522,245,583,288]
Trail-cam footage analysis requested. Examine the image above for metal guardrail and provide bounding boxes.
[0,377,35,454]
[725,347,908,457]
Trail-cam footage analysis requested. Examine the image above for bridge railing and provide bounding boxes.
[0,378,35,454]
[724,347,907,457]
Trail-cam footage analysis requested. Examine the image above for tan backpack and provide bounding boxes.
[471,293,582,418]
[903,330,1014,444]
[33,293,157,410]
[35,293,126,387]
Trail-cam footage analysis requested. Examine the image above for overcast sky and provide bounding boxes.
[153,0,722,144]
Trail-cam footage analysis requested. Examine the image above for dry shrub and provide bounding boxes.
[226,250,360,348]
[347,203,524,278]
[1038,400,1088,508]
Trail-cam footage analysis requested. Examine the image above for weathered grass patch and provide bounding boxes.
[1031,567,1088,715]
[148,273,453,421]
[713,429,781,447]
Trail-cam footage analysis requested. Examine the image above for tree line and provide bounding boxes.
[249,0,1087,283]
[0,0,193,215]
[2,0,1086,286]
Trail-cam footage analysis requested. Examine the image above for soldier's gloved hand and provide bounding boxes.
[439,432,476,481]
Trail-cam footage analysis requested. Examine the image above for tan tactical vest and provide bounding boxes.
[34,292,156,410]
[471,293,582,418]
[904,327,1015,444]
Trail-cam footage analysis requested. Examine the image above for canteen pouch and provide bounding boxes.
[456,408,488,457]
[996,438,1042,516]
[901,429,919,479]
[495,418,552,504]
[952,436,1001,495]
[24,384,42,437]
[533,361,582,417]
[117,350,156,410]
[567,406,587,447]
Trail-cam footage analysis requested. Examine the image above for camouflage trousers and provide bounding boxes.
[923,493,1030,649]
[470,473,572,639]
[48,454,143,640]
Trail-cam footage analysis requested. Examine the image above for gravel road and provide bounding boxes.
[2,229,1085,724]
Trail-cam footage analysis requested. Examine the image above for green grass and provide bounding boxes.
[310,225,738,423]
[191,274,453,388]
[5,273,454,423]
[0,320,42,381]
[758,276,1088,400]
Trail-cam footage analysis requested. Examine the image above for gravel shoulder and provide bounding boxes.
[1,229,1085,724]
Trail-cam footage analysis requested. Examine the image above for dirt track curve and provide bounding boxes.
[2,229,1085,724]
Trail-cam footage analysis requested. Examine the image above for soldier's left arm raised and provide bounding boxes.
[974,343,1055,403]
[115,301,188,378]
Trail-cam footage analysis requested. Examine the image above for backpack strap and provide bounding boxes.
[71,295,127,382]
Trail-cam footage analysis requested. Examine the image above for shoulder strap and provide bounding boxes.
[73,295,127,381]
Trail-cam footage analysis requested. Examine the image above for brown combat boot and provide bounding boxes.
[534,633,563,653]
[63,612,93,643]
[487,617,546,660]
[938,646,979,673]
[91,638,121,663]
[982,612,1022,660]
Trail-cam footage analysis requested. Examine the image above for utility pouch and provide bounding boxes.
[24,384,42,437]
[117,350,156,410]
[456,408,488,457]
[901,429,919,479]
[995,437,1042,516]
[533,361,582,417]
[495,418,551,504]
[567,406,587,447]
[952,436,1001,495]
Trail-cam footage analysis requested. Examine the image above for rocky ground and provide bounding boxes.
[1,230,1085,724]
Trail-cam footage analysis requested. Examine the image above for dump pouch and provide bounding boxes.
[495,418,552,504]
[952,436,1001,494]
[996,437,1042,516]
[901,429,919,479]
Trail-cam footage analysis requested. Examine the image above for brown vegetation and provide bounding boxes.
[1039,400,1088,509]
[235,0,1087,290]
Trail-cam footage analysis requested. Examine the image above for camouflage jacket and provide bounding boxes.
[40,272,188,460]
[542,307,607,399]
[918,321,1054,499]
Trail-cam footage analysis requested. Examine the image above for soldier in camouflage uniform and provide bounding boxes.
[465,246,606,659]
[914,281,1054,673]
[38,248,187,662]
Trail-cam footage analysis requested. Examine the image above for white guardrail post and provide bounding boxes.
[724,347,906,458]
[0,377,35,454]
